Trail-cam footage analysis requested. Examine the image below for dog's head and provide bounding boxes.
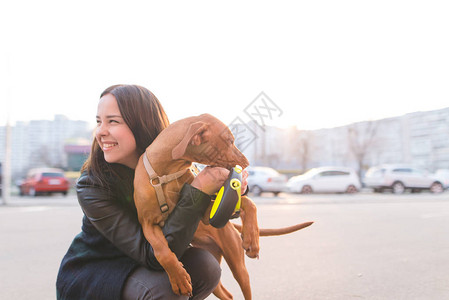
[171,114,249,169]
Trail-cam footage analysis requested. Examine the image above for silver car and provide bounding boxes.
[363,164,444,194]
[247,166,287,196]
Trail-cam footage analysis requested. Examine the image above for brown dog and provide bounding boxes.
[134,114,312,299]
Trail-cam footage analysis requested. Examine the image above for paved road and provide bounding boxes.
[1,192,448,300]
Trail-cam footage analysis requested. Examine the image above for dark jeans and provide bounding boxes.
[122,247,221,300]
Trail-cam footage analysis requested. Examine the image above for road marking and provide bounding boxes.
[0,206,54,214]
[420,211,449,218]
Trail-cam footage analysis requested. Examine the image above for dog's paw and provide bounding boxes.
[167,262,193,296]
[241,232,260,259]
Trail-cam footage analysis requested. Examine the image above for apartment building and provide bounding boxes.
[236,107,449,174]
[0,115,91,178]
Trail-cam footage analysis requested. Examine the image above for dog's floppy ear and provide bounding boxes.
[172,121,208,160]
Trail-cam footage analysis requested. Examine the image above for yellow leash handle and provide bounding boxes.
[209,165,242,228]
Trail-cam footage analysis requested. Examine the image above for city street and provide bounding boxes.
[1,191,448,300]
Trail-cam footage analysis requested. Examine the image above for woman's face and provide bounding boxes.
[96,93,139,169]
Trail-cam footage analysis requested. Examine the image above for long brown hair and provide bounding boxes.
[82,84,170,186]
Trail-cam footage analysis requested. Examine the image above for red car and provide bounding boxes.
[19,168,70,196]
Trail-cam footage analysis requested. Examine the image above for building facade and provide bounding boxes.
[236,107,449,175]
[0,115,91,178]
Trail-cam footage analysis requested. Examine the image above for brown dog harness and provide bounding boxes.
[142,152,189,219]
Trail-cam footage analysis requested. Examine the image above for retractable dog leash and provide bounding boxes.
[209,165,243,228]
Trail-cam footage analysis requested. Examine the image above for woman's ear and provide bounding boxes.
[172,121,208,160]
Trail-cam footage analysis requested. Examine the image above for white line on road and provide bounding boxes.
[420,211,449,218]
[0,206,54,214]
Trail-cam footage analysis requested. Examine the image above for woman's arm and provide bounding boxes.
[77,173,211,270]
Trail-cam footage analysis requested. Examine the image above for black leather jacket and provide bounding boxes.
[56,168,211,300]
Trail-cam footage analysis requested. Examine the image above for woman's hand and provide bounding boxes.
[191,167,249,196]
[241,169,248,195]
[191,167,230,195]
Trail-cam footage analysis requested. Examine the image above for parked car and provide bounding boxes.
[247,166,287,196]
[287,166,361,194]
[363,164,444,194]
[434,169,449,190]
[19,168,70,196]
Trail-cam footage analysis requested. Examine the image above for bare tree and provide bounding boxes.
[295,131,312,172]
[35,145,52,168]
[266,153,281,168]
[347,121,378,178]
[30,145,63,169]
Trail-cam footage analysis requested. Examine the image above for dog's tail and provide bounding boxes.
[232,221,313,236]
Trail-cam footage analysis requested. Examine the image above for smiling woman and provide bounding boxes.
[95,94,140,169]
[55,84,235,300]
[83,85,170,187]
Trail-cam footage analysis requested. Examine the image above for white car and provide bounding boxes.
[287,166,361,194]
[363,164,444,194]
[434,169,449,190]
[247,166,287,196]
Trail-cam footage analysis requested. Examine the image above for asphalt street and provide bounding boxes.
[1,191,448,300]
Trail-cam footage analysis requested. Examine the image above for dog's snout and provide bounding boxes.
[231,147,249,169]
[239,156,249,169]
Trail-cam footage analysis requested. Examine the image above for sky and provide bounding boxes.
[1,0,448,131]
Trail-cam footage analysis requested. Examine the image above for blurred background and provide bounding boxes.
[1,0,449,196]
